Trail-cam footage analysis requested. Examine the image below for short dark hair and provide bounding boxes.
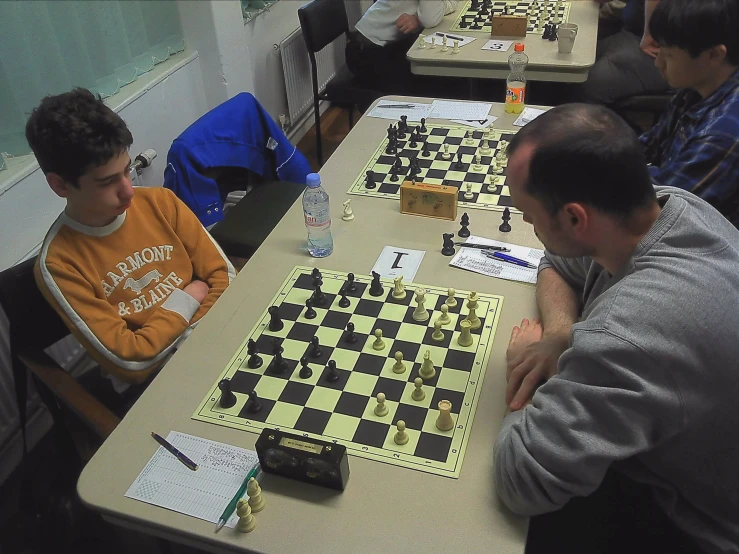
[506,104,655,220]
[25,88,133,186]
[649,0,739,65]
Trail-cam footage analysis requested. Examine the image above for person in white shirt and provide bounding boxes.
[346,0,458,97]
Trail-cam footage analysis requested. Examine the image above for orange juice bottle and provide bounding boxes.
[505,43,528,114]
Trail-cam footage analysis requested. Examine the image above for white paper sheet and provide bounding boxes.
[449,236,545,284]
[450,115,499,129]
[371,246,425,281]
[425,32,476,47]
[513,107,547,127]
[366,100,431,122]
[427,100,493,121]
[481,39,515,52]
[125,432,258,528]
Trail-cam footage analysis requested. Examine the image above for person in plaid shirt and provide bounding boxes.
[639,0,739,227]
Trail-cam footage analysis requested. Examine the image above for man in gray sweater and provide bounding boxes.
[494,103,739,553]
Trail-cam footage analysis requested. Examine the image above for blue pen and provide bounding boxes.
[482,250,536,269]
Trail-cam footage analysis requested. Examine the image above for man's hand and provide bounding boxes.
[505,318,568,411]
[184,280,209,303]
[396,13,422,34]
[640,32,660,58]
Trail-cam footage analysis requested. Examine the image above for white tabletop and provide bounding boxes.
[407,0,600,83]
[77,97,544,554]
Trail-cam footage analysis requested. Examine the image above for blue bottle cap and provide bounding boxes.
[306,173,321,188]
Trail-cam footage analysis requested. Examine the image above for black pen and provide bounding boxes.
[455,243,510,252]
[435,32,467,42]
[151,432,199,471]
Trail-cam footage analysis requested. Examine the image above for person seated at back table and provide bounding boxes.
[26,88,235,400]
[639,0,739,227]
[496,103,739,553]
[346,0,458,97]
[573,0,669,104]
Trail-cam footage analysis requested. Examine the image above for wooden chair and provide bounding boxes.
[0,258,120,463]
[298,0,379,166]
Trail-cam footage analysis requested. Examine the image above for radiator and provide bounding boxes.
[280,4,361,126]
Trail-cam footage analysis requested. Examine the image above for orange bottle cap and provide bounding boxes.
[514,43,525,52]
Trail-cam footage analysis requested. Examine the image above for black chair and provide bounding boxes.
[611,91,674,134]
[298,0,379,166]
[0,258,121,460]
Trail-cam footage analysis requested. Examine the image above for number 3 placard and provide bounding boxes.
[481,39,514,52]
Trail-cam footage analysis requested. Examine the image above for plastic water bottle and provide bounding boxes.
[505,43,528,115]
[303,173,333,257]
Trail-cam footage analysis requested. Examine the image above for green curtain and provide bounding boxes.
[0,0,185,170]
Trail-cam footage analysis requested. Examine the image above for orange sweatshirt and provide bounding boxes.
[35,187,235,384]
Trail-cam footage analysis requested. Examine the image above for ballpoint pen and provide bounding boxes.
[435,32,466,42]
[378,104,416,108]
[215,461,262,532]
[151,432,198,471]
[482,250,537,269]
[454,243,510,252]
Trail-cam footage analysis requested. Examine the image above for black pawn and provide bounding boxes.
[542,24,551,40]
[499,207,512,233]
[218,379,237,408]
[421,140,430,157]
[325,360,340,383]
[312,277,326,307]
[365,170,376,189]
[246,338,263,369]
[442,233,456,256]
[346,272,357,292]
[299,357,313,379]
[245,390,262,414]
[390,163,400,182]
[409,130,418,148]
[458,212,471,238]
[344,322,358,344]
[369,271,384,297]
[338,287,351,308]
[268,305,283,332]
[549,25,558,41]
[455,152,464,169]
[304,298,317,319]
[310,336,322,358]
[419,118,427,133]
[270,340,288,374]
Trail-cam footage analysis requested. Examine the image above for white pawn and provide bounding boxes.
[452,39,460,54]
[418,34,427,49]
[465,130,474,145]
[464,182,474,200]
[432,319,444,342]
[394,420,409,445]
[372,329,385,350]
[438,304,451,325]
[486,175,495,193]
[236,499,256,533]
[392,275,406,300]
[441,35,449,52]
[411,377,425,401]
[374,392,389,416]
[480,138,491,155]
[429,36,436,49]
[473,153,482,170]
[445,288,457,308]
[247,477,265,513]
[419,350,436,380]
[442,143,452,160]
[342,199,354,221]
[392,351,406,374]
[412,288,429,322]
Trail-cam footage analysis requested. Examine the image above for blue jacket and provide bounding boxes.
[164,93,311,227]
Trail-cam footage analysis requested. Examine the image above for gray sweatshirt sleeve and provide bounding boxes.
[493,329,683,516]
[537,250,590,291]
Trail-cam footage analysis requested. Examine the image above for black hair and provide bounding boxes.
[25,88,133,187]
[649,0,739,65]
[506,104,655,220]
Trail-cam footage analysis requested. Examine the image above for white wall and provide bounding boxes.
[0,55,208,272]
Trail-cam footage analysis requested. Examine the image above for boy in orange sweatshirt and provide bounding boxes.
[26,88,235,393]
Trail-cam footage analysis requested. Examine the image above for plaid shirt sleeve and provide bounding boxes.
[647,132,739,206]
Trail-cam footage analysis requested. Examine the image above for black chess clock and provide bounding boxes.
[255,428,350,491]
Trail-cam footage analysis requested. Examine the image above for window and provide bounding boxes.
[0,0,185,171]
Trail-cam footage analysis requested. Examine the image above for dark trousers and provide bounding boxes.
[526,470,703,554]
[345,32,418,97]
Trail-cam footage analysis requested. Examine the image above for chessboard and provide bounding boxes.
[450,0,570,34]
[193,266,503,478]
[348,122,520,214]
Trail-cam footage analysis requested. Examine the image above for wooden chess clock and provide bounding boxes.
[491,15,528,37]
[400,180,458,220]
[256,428,350,491]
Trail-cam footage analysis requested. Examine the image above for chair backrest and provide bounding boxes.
[298,0,349,54]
